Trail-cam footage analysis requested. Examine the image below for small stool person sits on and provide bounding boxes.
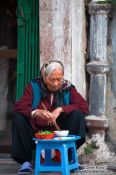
[11,60,89,174]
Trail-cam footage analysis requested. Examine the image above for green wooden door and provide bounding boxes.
[17,0,40,99]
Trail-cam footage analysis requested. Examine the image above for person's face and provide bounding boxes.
[45,69,64,92]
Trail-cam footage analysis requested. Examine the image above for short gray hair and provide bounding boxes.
[45,62,64,76]
[41,60,64,79]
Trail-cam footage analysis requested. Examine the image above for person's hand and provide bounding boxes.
[34,109,54,121]
[51,107,63,121]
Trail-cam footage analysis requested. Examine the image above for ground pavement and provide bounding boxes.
[0,154,116,175]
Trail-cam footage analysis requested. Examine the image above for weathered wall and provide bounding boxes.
[106,5,116,146]
[39,0,87,98]
[39,0,116,146]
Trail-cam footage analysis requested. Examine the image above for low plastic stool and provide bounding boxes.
[33,135,81,175]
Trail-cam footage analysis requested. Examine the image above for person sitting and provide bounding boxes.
[11,60,89,174]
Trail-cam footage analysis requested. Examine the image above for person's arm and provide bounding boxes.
[14,83,34,117]
[14,82,54,121]
[62,86,89,115]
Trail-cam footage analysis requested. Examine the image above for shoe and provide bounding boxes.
[71,163,85,172]
[17,161,33,175]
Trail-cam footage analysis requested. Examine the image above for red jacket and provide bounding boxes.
[14,80,89,129]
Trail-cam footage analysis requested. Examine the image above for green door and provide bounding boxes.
[17,0,40,99]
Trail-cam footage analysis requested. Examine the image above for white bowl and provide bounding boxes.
[54,130,69,137]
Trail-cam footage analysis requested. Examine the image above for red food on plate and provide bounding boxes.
[35,131,54,139]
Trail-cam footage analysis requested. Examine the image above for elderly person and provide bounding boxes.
[11,60,89,174]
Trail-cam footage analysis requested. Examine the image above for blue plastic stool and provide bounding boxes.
[33,135,81,175]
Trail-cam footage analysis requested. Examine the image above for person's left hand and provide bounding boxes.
[51,107,63,121]
[45,107,63,126]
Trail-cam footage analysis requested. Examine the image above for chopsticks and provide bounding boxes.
[42,103,60,131]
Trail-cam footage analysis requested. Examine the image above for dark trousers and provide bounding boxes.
[11,110,86,164]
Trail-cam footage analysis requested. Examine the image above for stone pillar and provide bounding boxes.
[86,2,111,137]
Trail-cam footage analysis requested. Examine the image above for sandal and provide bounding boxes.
[17,162,33,175]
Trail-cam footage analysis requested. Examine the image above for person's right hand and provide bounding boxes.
[34,109,54,121]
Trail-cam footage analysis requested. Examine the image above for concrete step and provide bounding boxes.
[0,154,115,175]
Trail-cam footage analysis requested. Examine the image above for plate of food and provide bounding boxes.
[54,136,75,140]
[35,130,54,139]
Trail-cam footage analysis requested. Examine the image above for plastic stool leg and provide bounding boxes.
[73,143,78,168]
[45,149,52,165]
[60,146,70,175]
[70,143,79,170]
[70,147,76,163]
[34,144,40,175]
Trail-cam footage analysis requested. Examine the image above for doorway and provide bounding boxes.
[0,0,17,153]
[0,0,40,153]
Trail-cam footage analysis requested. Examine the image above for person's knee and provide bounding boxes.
[72,110,84,115]
[70,110,85,120]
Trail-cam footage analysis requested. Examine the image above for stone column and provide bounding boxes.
[86,2,111,137]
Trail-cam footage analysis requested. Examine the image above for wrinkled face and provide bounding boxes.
[45,69,64,92]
